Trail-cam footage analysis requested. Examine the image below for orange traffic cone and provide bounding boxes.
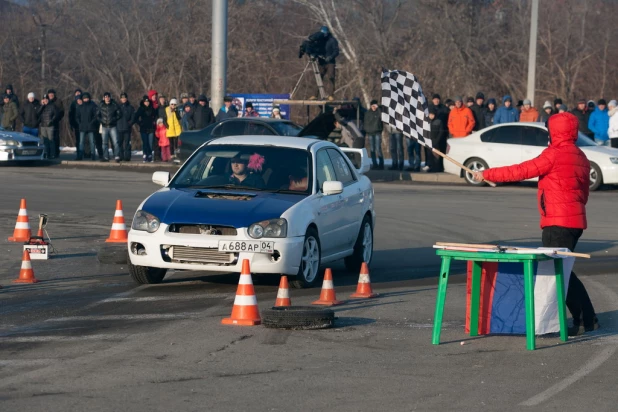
[13,250,38,284]
[350,262,378,298]
[106,200,129,243]
[274,276,292,307]
[222,260,261,326]
[312,268,343,306]
[8,199,31,242]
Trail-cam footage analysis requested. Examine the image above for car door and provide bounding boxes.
[327,148,363,249]
[521,125,549,161]
[314,149,348,258]
[479,125,523,167]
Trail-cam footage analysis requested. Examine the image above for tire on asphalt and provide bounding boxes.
[589,162,603,191]
[345,214,373,273]
[290,227,322,289]
[97,244,129,264]
[463,158,489,186]
[128,255,167,285]
[262,306,335,330]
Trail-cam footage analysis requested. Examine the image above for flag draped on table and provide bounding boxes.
[380,69,432,148]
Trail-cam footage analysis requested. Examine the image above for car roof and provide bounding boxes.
[207,135,329,150]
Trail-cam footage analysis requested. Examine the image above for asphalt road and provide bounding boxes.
[1,165,617,411]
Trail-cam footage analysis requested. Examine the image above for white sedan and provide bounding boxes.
[444,122,618,190]
[128,135,375,288]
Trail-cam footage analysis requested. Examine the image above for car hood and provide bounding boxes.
[141,188,305,227]
[0,130,40,143]
[297,113,336,140]
[581,145,618,158]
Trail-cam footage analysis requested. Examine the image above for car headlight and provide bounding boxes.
[610,157,618,164]
[0,139,18,146]
[131,210,160,233]
[248,219,287,239]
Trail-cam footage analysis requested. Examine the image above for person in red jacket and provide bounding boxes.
[473,112,598,336]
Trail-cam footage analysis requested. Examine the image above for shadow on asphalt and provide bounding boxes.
[333,317,376,328]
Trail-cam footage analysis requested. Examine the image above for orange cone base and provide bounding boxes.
[311,298,343,306]
[221,317,261,326]
[350,291,379,299]
[8,236,30,242]
[13,278,39,284]
[105,238,128,243]
[275,298,292,307]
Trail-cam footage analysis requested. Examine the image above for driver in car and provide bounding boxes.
[229,154,265,189]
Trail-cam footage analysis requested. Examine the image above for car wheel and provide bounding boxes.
[344,215,373,273]
[464,158,489,186]
[290,228,321,289]
[589,162,603,191]
[128,256,167,285]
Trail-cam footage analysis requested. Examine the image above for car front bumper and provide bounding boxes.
[600,163,618,184]
[128,226,305,275]
[0,146,45,161]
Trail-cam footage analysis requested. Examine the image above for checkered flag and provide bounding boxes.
[381,69,432,148]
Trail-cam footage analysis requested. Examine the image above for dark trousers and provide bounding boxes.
[541,226,596,327]
[118,131,132,161]
[73,128,80,154]
[153,136,161,161]
[169,136,178,156]
[53,126,60,157]
[319,63,336,97]
[94,132,104,158]
[610,138,618,148]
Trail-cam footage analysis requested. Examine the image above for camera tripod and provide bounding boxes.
[290,57,327,100]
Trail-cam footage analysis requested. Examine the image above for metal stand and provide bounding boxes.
[291,57,326,100]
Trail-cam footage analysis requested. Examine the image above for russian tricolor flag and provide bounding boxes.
[465,257,575,335]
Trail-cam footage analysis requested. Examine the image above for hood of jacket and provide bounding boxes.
[548,112,578,147]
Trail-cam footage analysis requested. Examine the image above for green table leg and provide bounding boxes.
[554,259,568,342]
[524,260,536,350]
[432,256,452,345]
[469,261,482,337]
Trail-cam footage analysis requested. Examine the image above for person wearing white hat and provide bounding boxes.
[165,98,182,158]
[270,106,282,119]
[608,100,618,148]
[20,92,41,137]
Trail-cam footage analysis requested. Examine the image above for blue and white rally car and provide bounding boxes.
[128,135,375,288]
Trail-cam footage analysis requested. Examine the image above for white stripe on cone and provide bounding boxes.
[15,222,31,229]
[358,273,370,283]
[111,223,127,230]
[21,260,32,269]
[277,288,290,298]
[18,209,28,216]
[233,294,258,306]
[238,274,254,285]
[322,280,334,289]
[114,210,124,217]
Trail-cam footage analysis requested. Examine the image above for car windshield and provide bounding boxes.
[270,122,303,136]
[576,133,597,147]
[171,144,312,194]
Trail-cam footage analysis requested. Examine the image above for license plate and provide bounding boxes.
[21,150,37,155]
[218,240,274,253]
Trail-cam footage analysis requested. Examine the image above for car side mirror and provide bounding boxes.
[152,171,170,186]
[322,181,343,196]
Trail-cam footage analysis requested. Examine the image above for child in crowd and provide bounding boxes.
[155,118,171,162]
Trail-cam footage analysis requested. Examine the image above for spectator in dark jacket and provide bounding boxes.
[484,98,497,127]
[470,92,486,131]
[76,93,99,160]
[135,96,157,162]
[117,92,135,161]
[68,89,82,150]
[425,107,448,172]
[429,94,449,127]
[554,98,563,112]
[244,102,260,118]
[570,99,592,138]
[475,112,598,336]
[46,89,64,157]
[20,93,41,137]
[364,99,383,169]
[97,92,122,162]
[306,26,339,98]
[1,94,19,131]
[3,84,19,107]
[37,95,59,158]
[188,95,215,130]
[539,101,554,123]
[215,96,239,122]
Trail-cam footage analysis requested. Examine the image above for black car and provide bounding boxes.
[177,115,337,162]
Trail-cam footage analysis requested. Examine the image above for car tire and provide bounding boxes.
[589,162,603,191]
[97,244,128,265]
[128,256,167,285]
[290,227,321,289]
[344,215,373,273]
[463,158,489,186]
[262,306,335,330]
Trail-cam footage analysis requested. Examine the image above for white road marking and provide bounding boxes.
[45,313,201,322]
[0,334,130,343]
[520,276,618,406]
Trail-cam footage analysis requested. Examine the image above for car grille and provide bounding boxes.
[169,245,236,264]
[16,149,43,156]
[21,141,39,147]
[168,224,237,236]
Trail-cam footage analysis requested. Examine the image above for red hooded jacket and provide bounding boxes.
[482,112,589,229]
